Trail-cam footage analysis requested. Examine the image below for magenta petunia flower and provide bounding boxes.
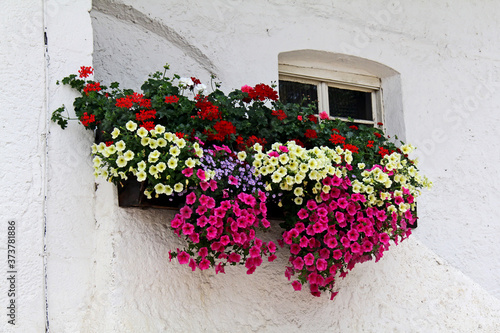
[182,167,193,178]
[196,169,206,180]
[268,151,279,158]
[180,206,193,219]
[292,280,302,291]
[304,253,315,266]
[185,192,197,205]
[316,258,327,271]
[220,235,230,246]
[279,145,289,153]
[206,226,218,240]
[189,258,197,271]
[319,111,329,120]
[199,181,209,191]
[177,251,190,264]
[292,257,304,270]
[347,229,359,242]
[332,249,342,260]
[297,208,309,220]
[215,262,225,274]
[182,223,194,235]
[199,258,210,270]
[228,252,241,263]
[249,246,261,258]
[306,200,318,211]
[198,247,208,258]
[267,241,277,253]
[290,244,301,255]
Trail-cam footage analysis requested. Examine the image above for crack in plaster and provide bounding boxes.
[92,0,217,74]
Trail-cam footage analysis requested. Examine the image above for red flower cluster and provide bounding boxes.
[349,125,358,130]
[136,109,157,130]
[366,140,374,148]
[136,109,156,122]
[83,82,101,95]
[246,135,267,147]
[78,66,93,78]
[115,97,133,108]
[305,129,318,139]
[378,146,389,157]
[374,132,382,138]
[80,112,95,127]
[206,120,237,141]
[139,98,152,109]
[245,84,279,101]
[343,143,359,154]
[165,95,179,104]
[308,115,318,124]
[329,134,346,145]
[196,97,220,120]
[115,93,145,108]
[271,109,287,121]
[191,77,201,85]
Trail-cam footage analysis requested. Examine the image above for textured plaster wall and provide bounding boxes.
[0,1,47,331]
[84,0,500,331]
[3,0,500,332]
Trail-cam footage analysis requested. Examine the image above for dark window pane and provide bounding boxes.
[279,80,318,109]
[328,87,372,120]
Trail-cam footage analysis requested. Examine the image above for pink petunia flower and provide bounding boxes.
[279,145,289,153]
[297,209,309,220]
[177,251,190,264]
[292,257,304,270]
[182,167,193,178]
[332,249,342,260]
[304,253,315,266]
[228,175,239,185]
[198,247,208,258]
[196,169,206,180]
[292,280,302,291]
[316,258,328,271]
[249,246,261,258]
[215,262,225,274]
[180,206,193,219]
[185,192,197,205]
[228,252,241,263]
[189,258,197,271]
[268,151,279,157]
[199,258,211,270]
[290,244,301,255]
[182,223,194,235]
[319,111,329,120]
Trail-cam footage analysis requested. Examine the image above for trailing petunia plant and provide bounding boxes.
[53,65,431,300]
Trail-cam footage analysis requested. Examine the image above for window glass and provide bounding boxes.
[328,87,372,121]
[278,80,318,109]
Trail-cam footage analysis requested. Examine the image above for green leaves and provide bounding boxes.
[51,106,69,129]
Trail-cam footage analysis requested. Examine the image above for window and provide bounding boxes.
[279,63,383,127]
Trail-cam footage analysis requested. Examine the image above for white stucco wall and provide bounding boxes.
[3,0,500,332]
[0,1,58,331]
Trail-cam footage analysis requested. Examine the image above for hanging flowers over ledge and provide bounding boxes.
[52,64,431,300]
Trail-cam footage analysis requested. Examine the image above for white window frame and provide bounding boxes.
[279,63,384,127]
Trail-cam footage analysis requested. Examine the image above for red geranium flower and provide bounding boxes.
[343,143,359,154]
[329,134,346,145]
[78,66,93,78]
[305,129,318,139]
